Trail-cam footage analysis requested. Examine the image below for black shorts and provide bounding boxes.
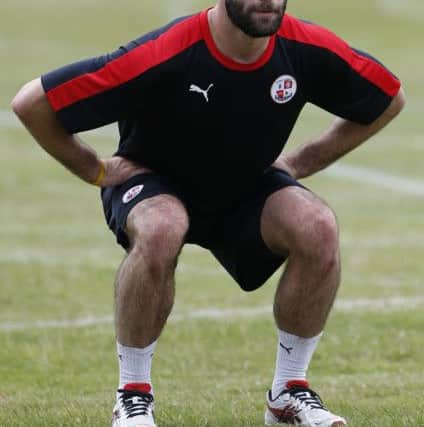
[100,168,305,292]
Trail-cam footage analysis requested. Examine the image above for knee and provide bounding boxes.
[129,203,189,276]
[297,206,339,268]
[138,216,187,255]
[311,207,339,249]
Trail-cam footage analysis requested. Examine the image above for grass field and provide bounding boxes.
[1,0,423,426]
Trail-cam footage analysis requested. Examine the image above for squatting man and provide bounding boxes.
[12,0,404,425]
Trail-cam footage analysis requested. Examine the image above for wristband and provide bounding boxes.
[92,160,106,186]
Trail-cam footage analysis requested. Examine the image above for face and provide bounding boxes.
[225,0,288,38]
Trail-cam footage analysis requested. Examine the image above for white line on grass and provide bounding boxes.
[2,108,423,197]
[377,0,424,21]
[165,0,194,20]
[324,164,424,197]
[1,296,424,332]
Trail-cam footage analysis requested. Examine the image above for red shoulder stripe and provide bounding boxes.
[279,15,401,97]
[47,14,202,111]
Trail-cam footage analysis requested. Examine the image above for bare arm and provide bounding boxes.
[11,78,148,186]
[274,88,406,179]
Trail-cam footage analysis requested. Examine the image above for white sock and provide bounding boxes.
[271,329,323,398]
[117,341,157,391]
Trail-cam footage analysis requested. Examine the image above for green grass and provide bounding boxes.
[1,0,424,425]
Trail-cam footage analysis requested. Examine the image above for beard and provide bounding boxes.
[225,0,287,38]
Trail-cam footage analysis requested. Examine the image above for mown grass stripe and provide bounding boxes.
[1,296,423,332]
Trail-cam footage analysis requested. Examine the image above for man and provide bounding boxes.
[12,0,404,425]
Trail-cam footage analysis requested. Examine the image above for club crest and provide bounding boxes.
[270,75,297,104]
[122,185,144,204]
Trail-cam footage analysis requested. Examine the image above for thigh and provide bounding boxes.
[101,172,187,250]
[197,167,305,292]
[261,181,336,255]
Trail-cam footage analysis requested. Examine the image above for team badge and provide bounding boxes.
[270,75,297,104]
[122,185,144,204]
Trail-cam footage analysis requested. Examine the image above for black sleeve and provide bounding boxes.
[41,40,159,134]
[41,15,198,134]
[301,23,401,125]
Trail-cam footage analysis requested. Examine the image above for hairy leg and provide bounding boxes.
[115,195,189,348]
[261,186,340,337]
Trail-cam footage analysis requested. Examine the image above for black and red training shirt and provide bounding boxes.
[41,10,401,210]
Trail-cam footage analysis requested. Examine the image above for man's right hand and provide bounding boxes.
[98,157,152,187]
[12,78,153,188]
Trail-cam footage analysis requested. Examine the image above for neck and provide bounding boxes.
[208,5,271,64]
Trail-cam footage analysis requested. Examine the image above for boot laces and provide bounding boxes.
[288,386,327,411]
[118,389,153,418]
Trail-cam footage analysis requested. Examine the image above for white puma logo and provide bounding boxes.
[189,83,214,102]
